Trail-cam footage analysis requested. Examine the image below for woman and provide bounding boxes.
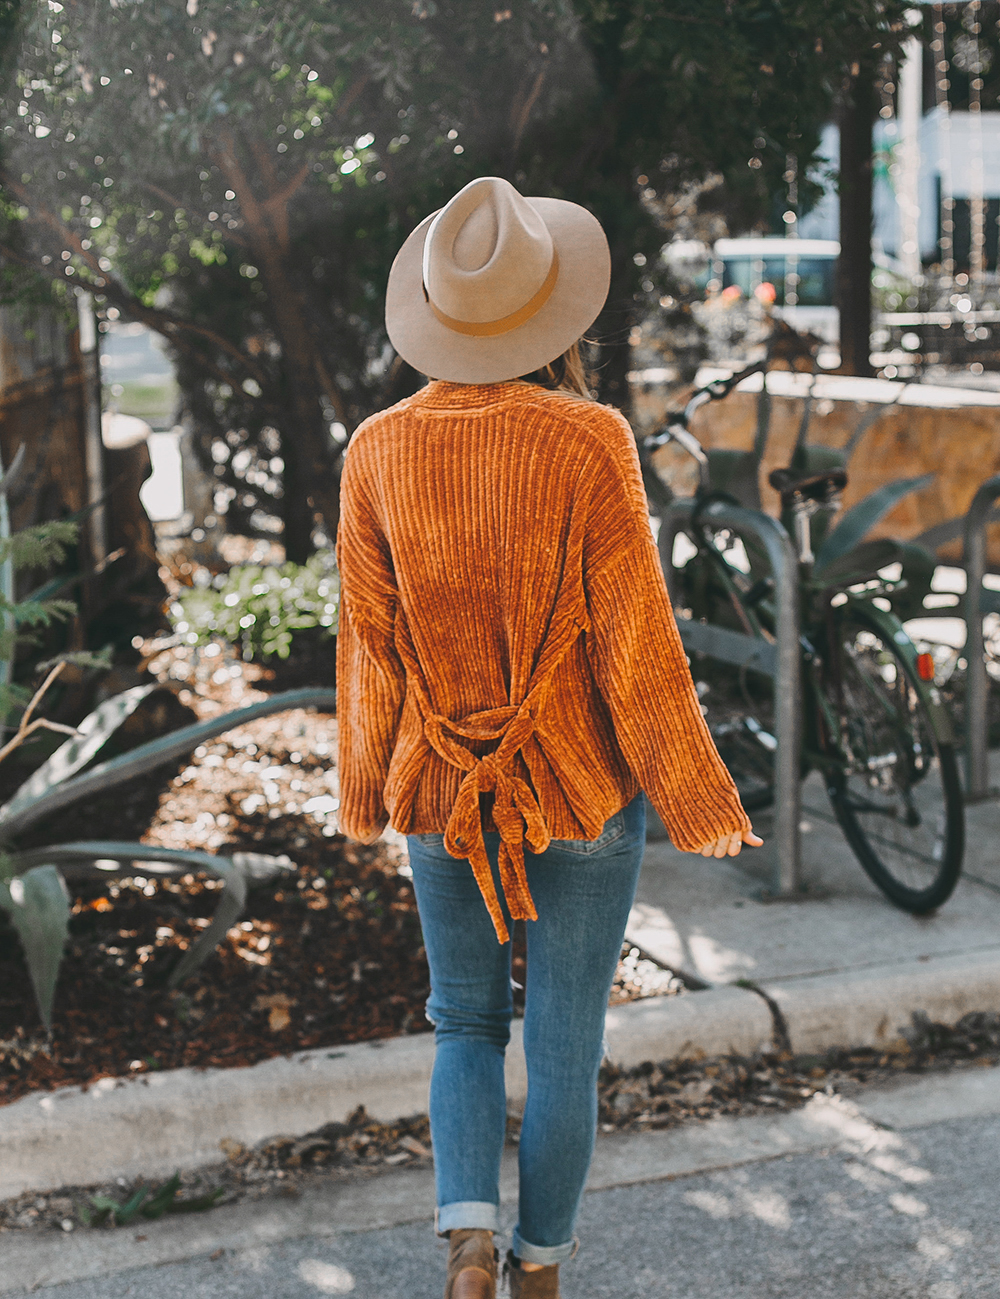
[337,176,760,1299]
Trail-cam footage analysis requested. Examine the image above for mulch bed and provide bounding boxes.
[4,1011,998,1236]
[0,635,682,1108]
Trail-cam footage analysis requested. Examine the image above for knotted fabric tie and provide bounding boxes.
[423,702,550,943]
[394,604,588,943]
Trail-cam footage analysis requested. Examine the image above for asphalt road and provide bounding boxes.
[10,1103,998,1299]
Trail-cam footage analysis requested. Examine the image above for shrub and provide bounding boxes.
[170,553,339,661]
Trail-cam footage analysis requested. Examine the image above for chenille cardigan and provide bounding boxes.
[336,380,750,941]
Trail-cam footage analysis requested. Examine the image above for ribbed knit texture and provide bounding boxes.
[336,380,751,941]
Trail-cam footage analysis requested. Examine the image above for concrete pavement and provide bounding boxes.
[629,773,1000,987]
[6,1065,1000,1297]
[5,780,1000,1201]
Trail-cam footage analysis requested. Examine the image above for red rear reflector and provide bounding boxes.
[916,652,935,682]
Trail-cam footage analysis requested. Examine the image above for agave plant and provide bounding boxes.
[0,680,338,1031]
[0,439,339,1031]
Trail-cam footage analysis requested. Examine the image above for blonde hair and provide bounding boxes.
[519,340,594,400]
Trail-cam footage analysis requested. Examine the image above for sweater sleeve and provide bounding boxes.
[336,443,406,844]
[582,412,751,851]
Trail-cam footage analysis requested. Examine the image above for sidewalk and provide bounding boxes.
[3,787,999,1203]
[6,1065,1000,1296]
[630,773,1000,991]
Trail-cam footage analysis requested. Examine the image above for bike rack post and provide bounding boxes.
[657,499,803,896]
[962,474,1000,800]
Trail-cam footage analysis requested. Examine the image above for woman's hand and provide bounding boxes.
[696,828,764,859]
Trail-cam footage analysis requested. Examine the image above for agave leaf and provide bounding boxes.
[8,841,294,883]
[806,538,902,589]
[0,687,337,842]
[814,475,933,576]
[0,684,158,823]
[4,843,294,1011]
[167,849,296,989]
[168,858,248,989]
[0,864,70,1031]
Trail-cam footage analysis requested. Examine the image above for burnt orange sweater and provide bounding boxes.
[336,380,750,941]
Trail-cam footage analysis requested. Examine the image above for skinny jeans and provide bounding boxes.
[407,793,645,1266]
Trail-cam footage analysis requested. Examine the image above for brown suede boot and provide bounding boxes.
[504,1250,561,1298]
[445,1229,498,1299]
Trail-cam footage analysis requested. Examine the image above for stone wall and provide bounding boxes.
[643,370,1000,567]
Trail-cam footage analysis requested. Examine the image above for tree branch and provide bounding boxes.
[2,170,267,382]
[141,182,250,250]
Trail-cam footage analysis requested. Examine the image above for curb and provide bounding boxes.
[2,946,998,1200]
[5,1065,1000,1295]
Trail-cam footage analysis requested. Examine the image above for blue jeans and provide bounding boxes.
[407,794,645,1265]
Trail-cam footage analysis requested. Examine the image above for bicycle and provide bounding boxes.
[640,363,965,914]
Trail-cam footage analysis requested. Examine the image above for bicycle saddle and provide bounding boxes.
[768,466,847,504]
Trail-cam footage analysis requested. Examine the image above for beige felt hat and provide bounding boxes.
[385,176,611,384]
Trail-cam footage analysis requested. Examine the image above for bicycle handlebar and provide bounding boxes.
[641,360,767,495]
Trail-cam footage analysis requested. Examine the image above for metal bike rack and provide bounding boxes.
[962,474,1000,800]
[658,498,803,897]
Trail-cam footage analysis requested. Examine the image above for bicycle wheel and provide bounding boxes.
[694,659,777,811]
[676,547,779,812]
[821,606,964,913]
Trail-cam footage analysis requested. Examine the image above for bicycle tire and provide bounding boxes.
[821,605,964,913]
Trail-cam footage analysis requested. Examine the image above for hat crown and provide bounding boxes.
[422,177,554,325]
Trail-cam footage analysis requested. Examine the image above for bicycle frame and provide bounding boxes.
[671,508,956,783]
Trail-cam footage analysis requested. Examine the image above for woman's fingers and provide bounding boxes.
[695,827,764,857]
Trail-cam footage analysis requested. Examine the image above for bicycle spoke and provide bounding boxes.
[825,611,962,908]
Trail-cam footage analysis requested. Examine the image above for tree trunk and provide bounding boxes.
[837,64,875,377]
[258,264,341,563]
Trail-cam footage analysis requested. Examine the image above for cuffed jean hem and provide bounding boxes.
[435,1201,502,1236]
[512,1228,579,1266]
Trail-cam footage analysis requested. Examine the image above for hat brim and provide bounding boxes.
[385,197,611,384]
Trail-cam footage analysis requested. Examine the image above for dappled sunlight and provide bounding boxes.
[683,1172,792,1230]
[889,1192,929,1217]
[867,1151,933,1184]
[624,903,687,969]
[843,1159,896,1192]
[297,1258,356,1294]
[686,931,756,982]
[683,1188,731,1219]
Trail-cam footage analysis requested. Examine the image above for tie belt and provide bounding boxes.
[422,702,551,943]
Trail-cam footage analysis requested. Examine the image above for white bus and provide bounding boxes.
[713,237,840,342]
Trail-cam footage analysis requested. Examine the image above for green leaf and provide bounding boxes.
[806,538,901,589]
[0,865,70,1031]
[814,476,933,577]
[6,842,293,994]
[0,684,158,824]
[139,1174,180,1219]
[0,688,337,841]
[167,1185,227,1214]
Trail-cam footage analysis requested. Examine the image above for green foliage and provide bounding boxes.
[0,686,336,1031]
[0,865,69,1033]
[0,0,912,553]
[79,1173,225,1228]
[171,553,339,660]
[813,476,934,577]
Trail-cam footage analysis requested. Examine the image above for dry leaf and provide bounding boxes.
[252,992,295,1033]
[268,1005,291,1032]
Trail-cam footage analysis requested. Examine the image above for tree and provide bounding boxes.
[1,1,911,558]
[1,0,586,558]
